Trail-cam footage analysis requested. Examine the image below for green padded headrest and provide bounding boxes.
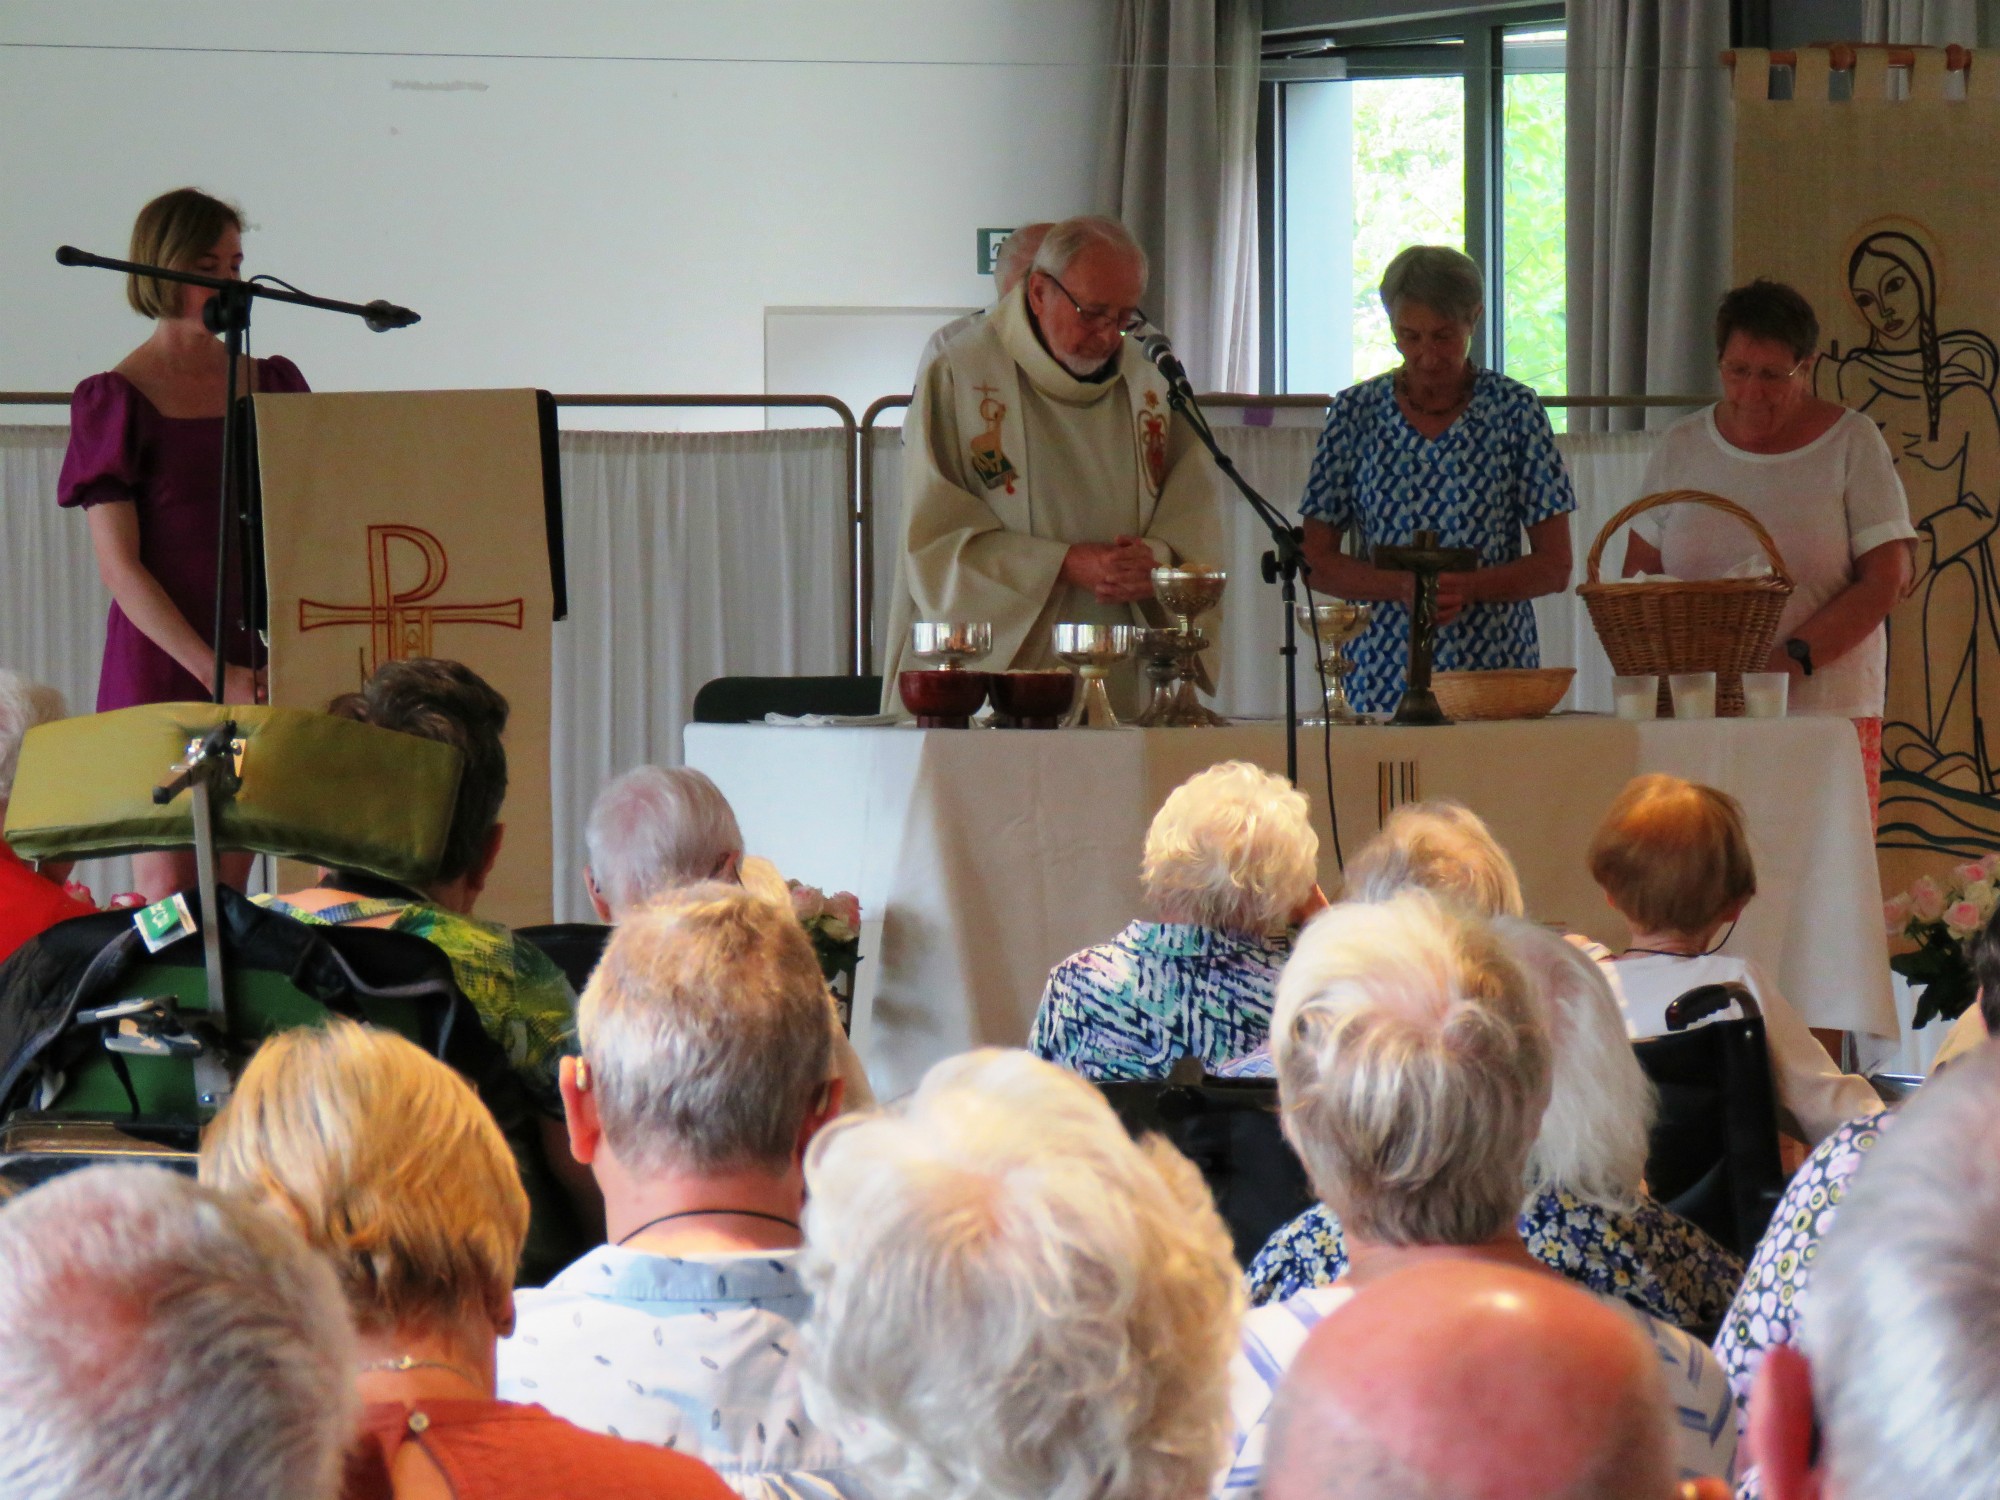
[3,703,463,886]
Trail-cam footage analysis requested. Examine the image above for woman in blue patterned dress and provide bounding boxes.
[1028,761,1324,1080]
[1299,245,1576,715]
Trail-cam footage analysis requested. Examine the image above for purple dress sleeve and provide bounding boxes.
[56,373,143,510]
[258,355,311,395]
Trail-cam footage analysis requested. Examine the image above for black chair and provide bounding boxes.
[1096,1077,1315,1267]
[691,675,885,724]
[516,922,612,994]
[1631,982,1787,1261]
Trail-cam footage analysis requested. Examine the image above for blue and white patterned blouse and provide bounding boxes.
[1028,920,1291,1081]
[1244,1188,1744,1333]
[1300,368,1576,713]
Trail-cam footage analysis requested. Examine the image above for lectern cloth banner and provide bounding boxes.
[1732,46,2000,888]
[255,389,558,925]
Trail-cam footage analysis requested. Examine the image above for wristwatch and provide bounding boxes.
[1784,637,1815,677]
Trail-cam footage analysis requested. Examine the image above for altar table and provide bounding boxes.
[684,716,1894,1100]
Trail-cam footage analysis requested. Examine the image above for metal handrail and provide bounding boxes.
[1,389,865,676]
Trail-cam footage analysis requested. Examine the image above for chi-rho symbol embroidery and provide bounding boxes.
[299,523,525,682]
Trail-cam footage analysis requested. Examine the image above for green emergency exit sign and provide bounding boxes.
[978,227,1017,275]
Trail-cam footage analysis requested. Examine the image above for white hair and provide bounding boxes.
[1343,800,1526,918]
[0,671,66,803]
[1806,1045,2000,1498]
[1142,761,1319,933]
[580,881,832,1174]
[1496,921,1655,1210]
[1032,214,1150,290]
[1272,892,1550,1246]
[798,1049,1241,1500]
[584,764,743,917]
[0,1165,356,1500]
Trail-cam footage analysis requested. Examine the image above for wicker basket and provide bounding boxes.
[1432,668,1575,721]
[1577,490,1795,717]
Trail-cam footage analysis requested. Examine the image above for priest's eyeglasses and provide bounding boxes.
[1039,272,1147,334]
[1718,356,1807,386]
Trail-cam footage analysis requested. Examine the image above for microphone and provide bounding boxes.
[1136,329,1191,390]
[362,299,421,332]
[54,245,92,267]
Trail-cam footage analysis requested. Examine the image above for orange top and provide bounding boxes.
[344,1399,742,1500]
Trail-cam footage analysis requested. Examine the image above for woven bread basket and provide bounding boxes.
[1577,489,1795,717]
[1432,668,1575,721]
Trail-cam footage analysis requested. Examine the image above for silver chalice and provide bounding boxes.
[1147,566,1229,728]
[1295,599,1374,725]
[909,621,992,670]
[1053,622,1136,729]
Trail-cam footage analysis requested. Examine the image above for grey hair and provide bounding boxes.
[579,881,832,1174]
[585,764,744,917]
[1344,800,1526,919]
[1272,892,1550,1246]
[0,671,66,802]
[1805,1044,2000,1497]
[0,1165,356,1500]
[798,1049,1241,1500]
[1142,761,1319,933]
[1496,921,1654,1210]
[1379,245,1484,326]
[1032,214,1150,291]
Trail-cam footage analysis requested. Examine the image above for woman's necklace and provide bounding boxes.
[1396,366,1474,419]
[1621,919,1738,959]
[360,1354,487,1392]
[616,1207,802,1247]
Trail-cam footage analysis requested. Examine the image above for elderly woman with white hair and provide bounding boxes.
[798,1048,1242,1500]
[1216,894,1737,1500]
[1243,917,1742,1331]
[1029,761,1324,1080]
[583,764,744,921]
[1297,244,1575,716]
[0,671,92,966]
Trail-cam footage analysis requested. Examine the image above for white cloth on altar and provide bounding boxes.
[879,284,1224,703]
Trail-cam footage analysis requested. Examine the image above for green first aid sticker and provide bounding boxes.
[133,892,197,954]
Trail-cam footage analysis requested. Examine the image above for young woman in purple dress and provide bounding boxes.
[57,188,310,900]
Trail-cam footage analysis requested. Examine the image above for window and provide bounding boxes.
[1263,8,1567,408]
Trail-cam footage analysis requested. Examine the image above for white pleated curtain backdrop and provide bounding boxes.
[6,415,1658,919]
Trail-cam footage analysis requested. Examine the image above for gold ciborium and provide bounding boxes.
[1053,622,1136,729]
[1147,566,1228,728]
[1295,600,1374,725]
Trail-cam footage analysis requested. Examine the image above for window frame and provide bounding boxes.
[1257,2,1566,393]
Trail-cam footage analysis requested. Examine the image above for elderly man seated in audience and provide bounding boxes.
[1266,1261,1733,1500]
[1749,1042,2000,1499]
[1229,802,1740,1331]
[1031,760,1324,1079]
[201,1021,738,1500]
[0,671,93,964]
[1715,899,2000,1453]
[0,1165,356,1500]
[261,656,586,1279]
[498,884,857,1500]
[584,763,872,1108]
[797,1048,1242,1500]
[1215,893,1737,1500]
[1591,774,1878,1145]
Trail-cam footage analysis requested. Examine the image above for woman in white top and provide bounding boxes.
[1589,774,1880,1146]
[1624,279,1916,817]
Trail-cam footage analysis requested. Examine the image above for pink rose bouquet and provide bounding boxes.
[786,879,864,1030]
[1886,852,2000,1027]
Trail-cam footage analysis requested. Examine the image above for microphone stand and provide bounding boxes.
[1151,356,1310,787]
[54,245,419,705]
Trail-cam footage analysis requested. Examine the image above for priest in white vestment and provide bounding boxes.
[881,215,1225,710]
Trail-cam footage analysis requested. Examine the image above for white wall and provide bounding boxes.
[0,1,1114,427]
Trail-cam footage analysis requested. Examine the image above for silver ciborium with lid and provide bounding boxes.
[1053,622,1135,728]
[1146,566,1228,727]
[1295,599,1374,725]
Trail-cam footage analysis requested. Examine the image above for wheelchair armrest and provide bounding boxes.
[1665,980,1759,1031]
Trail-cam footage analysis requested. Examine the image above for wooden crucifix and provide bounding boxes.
[1374,528,1477,727]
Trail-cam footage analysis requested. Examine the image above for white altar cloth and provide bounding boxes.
[684,716,1894,1100]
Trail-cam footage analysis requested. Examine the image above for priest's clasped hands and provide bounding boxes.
[1061,535,1160,603]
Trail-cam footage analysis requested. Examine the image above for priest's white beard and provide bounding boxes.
[1054,345,1119,381]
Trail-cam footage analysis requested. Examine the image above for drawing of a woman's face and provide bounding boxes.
[1851,250,1923,345]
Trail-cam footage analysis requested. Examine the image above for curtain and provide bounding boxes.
[1096,0,1264,393]
[1565,0,1734,430]
[1863,0,1998,43]
[1,424,852,921]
